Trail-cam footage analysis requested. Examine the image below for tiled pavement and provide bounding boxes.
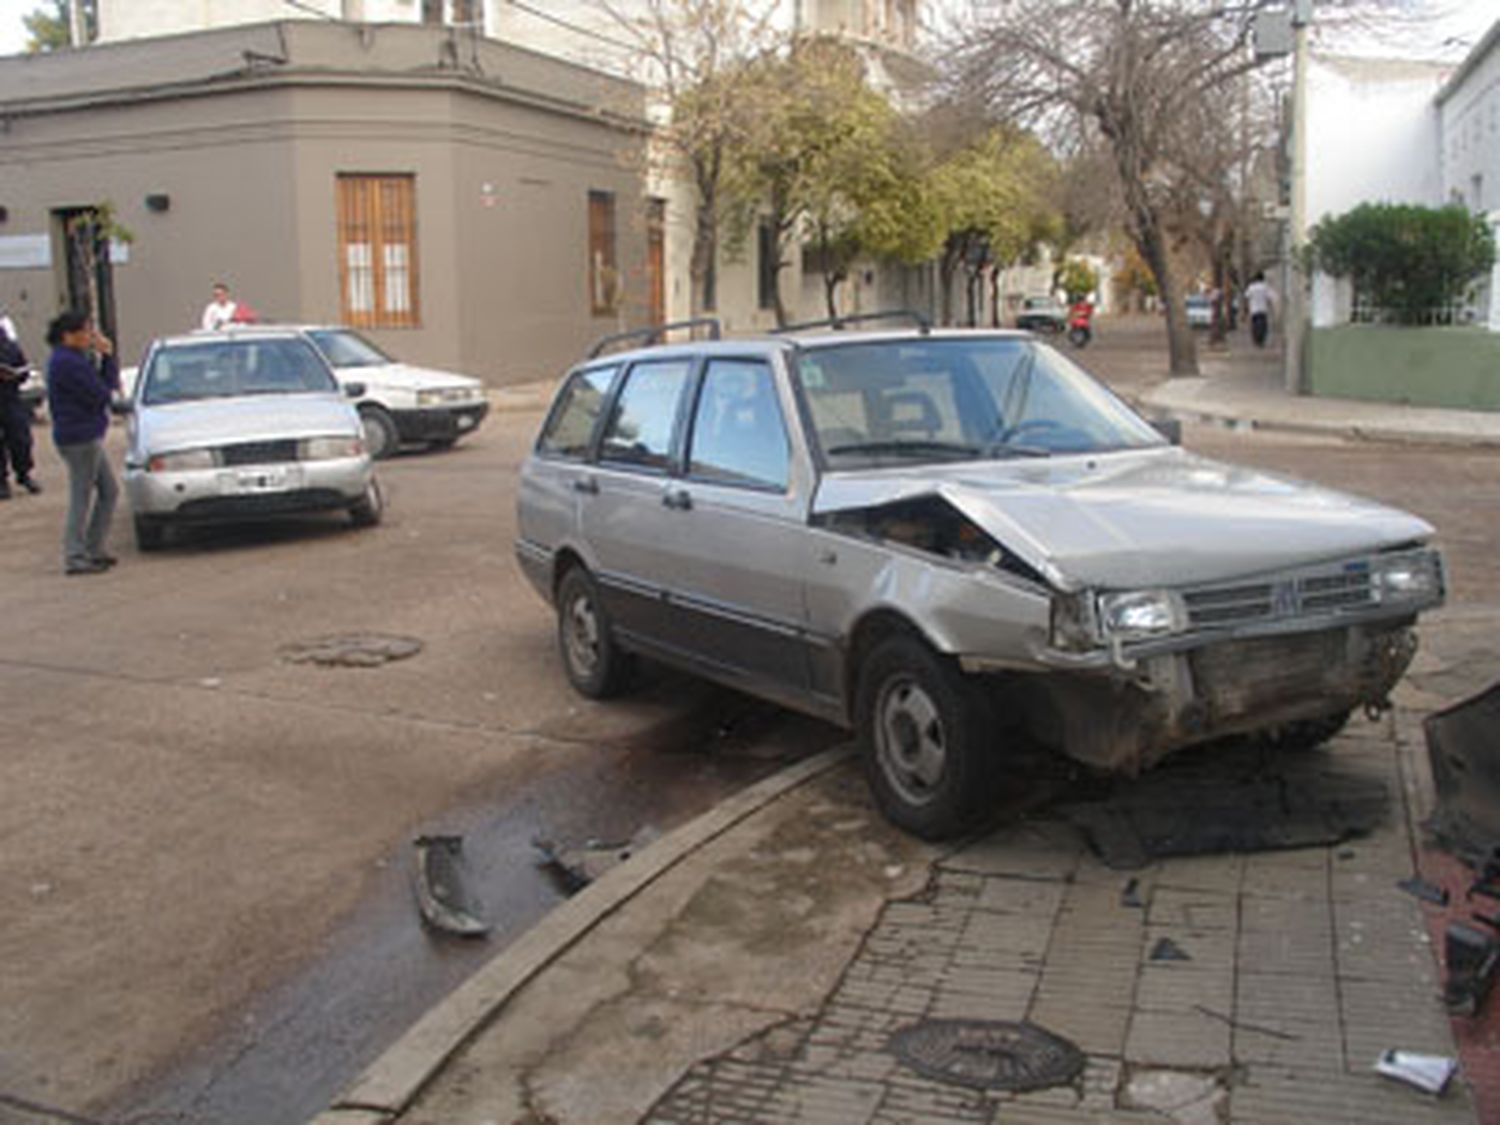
[648,718,1475,1124]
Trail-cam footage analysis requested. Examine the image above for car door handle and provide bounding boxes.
[662,488,693,511]
[572,476,599,495]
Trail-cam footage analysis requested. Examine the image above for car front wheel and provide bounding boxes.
[556,567,632,699]
[856,634,1000,840]
[349,479,384,528]
[359,406,400,461]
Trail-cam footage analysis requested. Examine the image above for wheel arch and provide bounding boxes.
[842,607,944,722]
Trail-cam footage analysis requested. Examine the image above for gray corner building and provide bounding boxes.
[0,21,652,383]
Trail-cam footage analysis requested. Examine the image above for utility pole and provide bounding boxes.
[67,0,86,47]
[1284,0,1312,394]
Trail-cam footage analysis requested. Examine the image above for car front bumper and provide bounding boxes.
[126,456,372,522]
[392,403,489,443]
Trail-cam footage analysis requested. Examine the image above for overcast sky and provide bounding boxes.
[0,1,1493,64]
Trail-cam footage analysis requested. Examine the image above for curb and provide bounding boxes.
[1137,389,1500,450]
[310,744,856,1123]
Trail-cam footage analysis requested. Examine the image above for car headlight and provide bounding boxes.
[418,386,481,406]
[147,448,219,472]
[299,435,364,460]
[1096,589,1185,640]
[1373,550,1444,603]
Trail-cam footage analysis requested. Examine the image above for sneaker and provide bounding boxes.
[92,554,118,568]
[65,560,108,576]
[18,477,40,495]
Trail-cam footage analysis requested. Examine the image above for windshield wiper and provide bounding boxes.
[982,440,1053,459]
[825,439,982,459]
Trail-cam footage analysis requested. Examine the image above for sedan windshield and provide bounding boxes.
[307,329,392,369]
[142,339,338,405]
[796,336,1165,466]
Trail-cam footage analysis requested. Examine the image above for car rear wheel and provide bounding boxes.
[134,516,167,552]
[856,634,1000,840]
[349,479,384,528]
[359,406,400,461]
[556,566,632,699]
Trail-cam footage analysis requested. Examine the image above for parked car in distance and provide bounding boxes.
[516,320,1444,840]
[298,327,489,459]
[124,329,382,550]
[1185,294,1214,329]
[1015,296,1067,333]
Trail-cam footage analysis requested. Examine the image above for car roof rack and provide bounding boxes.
[587,317,722,359]
[771,310,931,336]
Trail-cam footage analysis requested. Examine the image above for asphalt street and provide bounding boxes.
[2,316,1496,1125]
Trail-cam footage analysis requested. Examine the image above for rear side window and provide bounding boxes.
[600,360,692,472]
[538,366,616,458]
[688,360,790,490]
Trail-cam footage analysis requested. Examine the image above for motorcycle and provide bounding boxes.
[1066,300,1094,348]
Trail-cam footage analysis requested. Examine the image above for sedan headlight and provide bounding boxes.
[417,386,482,407]
[1096,589,1186,640]
[147,448,219,472]
[298,435,364,461]
[1372,549,1444,603]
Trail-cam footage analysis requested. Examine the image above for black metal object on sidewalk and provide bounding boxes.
[1425,683,1500,865]
[888,1019,1084,1092]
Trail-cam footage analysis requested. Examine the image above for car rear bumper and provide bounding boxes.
[392,403,489,443]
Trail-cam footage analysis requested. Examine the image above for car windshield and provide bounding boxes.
[795,336,1165,465]
[307,329,392,368]
[141,338,338,405]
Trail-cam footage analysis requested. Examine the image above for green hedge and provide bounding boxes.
[1308,326,1500,411]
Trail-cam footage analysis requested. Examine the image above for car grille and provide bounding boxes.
[1183,562,1374,629]
[220,440,300,467]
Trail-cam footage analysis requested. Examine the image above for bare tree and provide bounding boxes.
[946,0,1293,375]
[591,0,784,317]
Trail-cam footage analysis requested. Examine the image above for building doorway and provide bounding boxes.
[646,197,666,327]
[52,206,117,343]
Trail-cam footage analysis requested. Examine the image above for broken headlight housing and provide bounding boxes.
[1050,588,1187,651]
[1372,548,1444,604]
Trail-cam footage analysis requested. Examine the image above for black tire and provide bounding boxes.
[1258,709,1352,752]
[349,479,384,528]
[359,406,400,461]
[855,634,1001,840]
[556,567,632,699]
[429,437,458,451]
[134,516,167,552]
[1068,326,1091,348]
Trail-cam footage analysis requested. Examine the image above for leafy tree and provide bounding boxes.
[23,0,95,51]
[1055,258,1099,303]
[592,0,782,317]
[1307,203,1496,325]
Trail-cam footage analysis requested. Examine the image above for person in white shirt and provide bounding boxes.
[201,282,238,331]
[1244,272,1276,348]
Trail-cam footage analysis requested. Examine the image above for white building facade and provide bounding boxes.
[1436,21,1500,331]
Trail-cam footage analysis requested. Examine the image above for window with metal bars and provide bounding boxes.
[588,190,619,317]
[336,174,421,329]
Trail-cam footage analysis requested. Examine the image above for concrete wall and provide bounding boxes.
[1438,23,1500,212]
[1308,325,1500,411]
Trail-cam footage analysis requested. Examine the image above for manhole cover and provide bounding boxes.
[888,1019,1084,1092]
[280,633,423,668]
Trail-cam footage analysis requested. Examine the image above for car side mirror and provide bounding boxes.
[343,382,366,399]
[1150,417,1182,445]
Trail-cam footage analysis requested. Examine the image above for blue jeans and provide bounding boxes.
[56,439,117,568]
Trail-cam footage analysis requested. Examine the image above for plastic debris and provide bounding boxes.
[1397,876,1450,906]
[1374,1049,1457,1096]
[1121,877,1144,908]
[413,835,490,938]
[1149,937,1191,962]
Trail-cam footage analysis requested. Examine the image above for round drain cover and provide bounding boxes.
[888,1019,1084,1092]
[280,633,423,668]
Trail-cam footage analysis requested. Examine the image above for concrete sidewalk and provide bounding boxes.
[1139,342,1500,448]
[313,608,1496,1125]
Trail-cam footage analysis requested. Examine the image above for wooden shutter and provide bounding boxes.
[336,174,421,329]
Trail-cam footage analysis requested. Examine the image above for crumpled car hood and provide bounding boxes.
[812,447,1435,590]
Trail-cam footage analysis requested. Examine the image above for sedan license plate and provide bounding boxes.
[230,467,296,494]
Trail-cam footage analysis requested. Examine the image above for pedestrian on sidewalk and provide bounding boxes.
[45,311,120,576]
[1245,272,1276,348]
[0,311,40,499]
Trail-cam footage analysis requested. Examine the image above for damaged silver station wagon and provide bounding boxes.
[516,316,1445,839]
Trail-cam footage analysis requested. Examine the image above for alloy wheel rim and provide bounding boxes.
[875,675,945,806]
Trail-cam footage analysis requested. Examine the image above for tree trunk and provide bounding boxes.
[1133,216,1198,376]
[689,152,721,318]
[1209,238,1229,346]
[824,269,841,318]
[989,264,1001,327]
[939,243,961,326]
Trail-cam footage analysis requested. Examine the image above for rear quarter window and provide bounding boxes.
[537,366,617,458]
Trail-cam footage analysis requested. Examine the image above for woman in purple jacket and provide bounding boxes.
[45,310,120,575]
